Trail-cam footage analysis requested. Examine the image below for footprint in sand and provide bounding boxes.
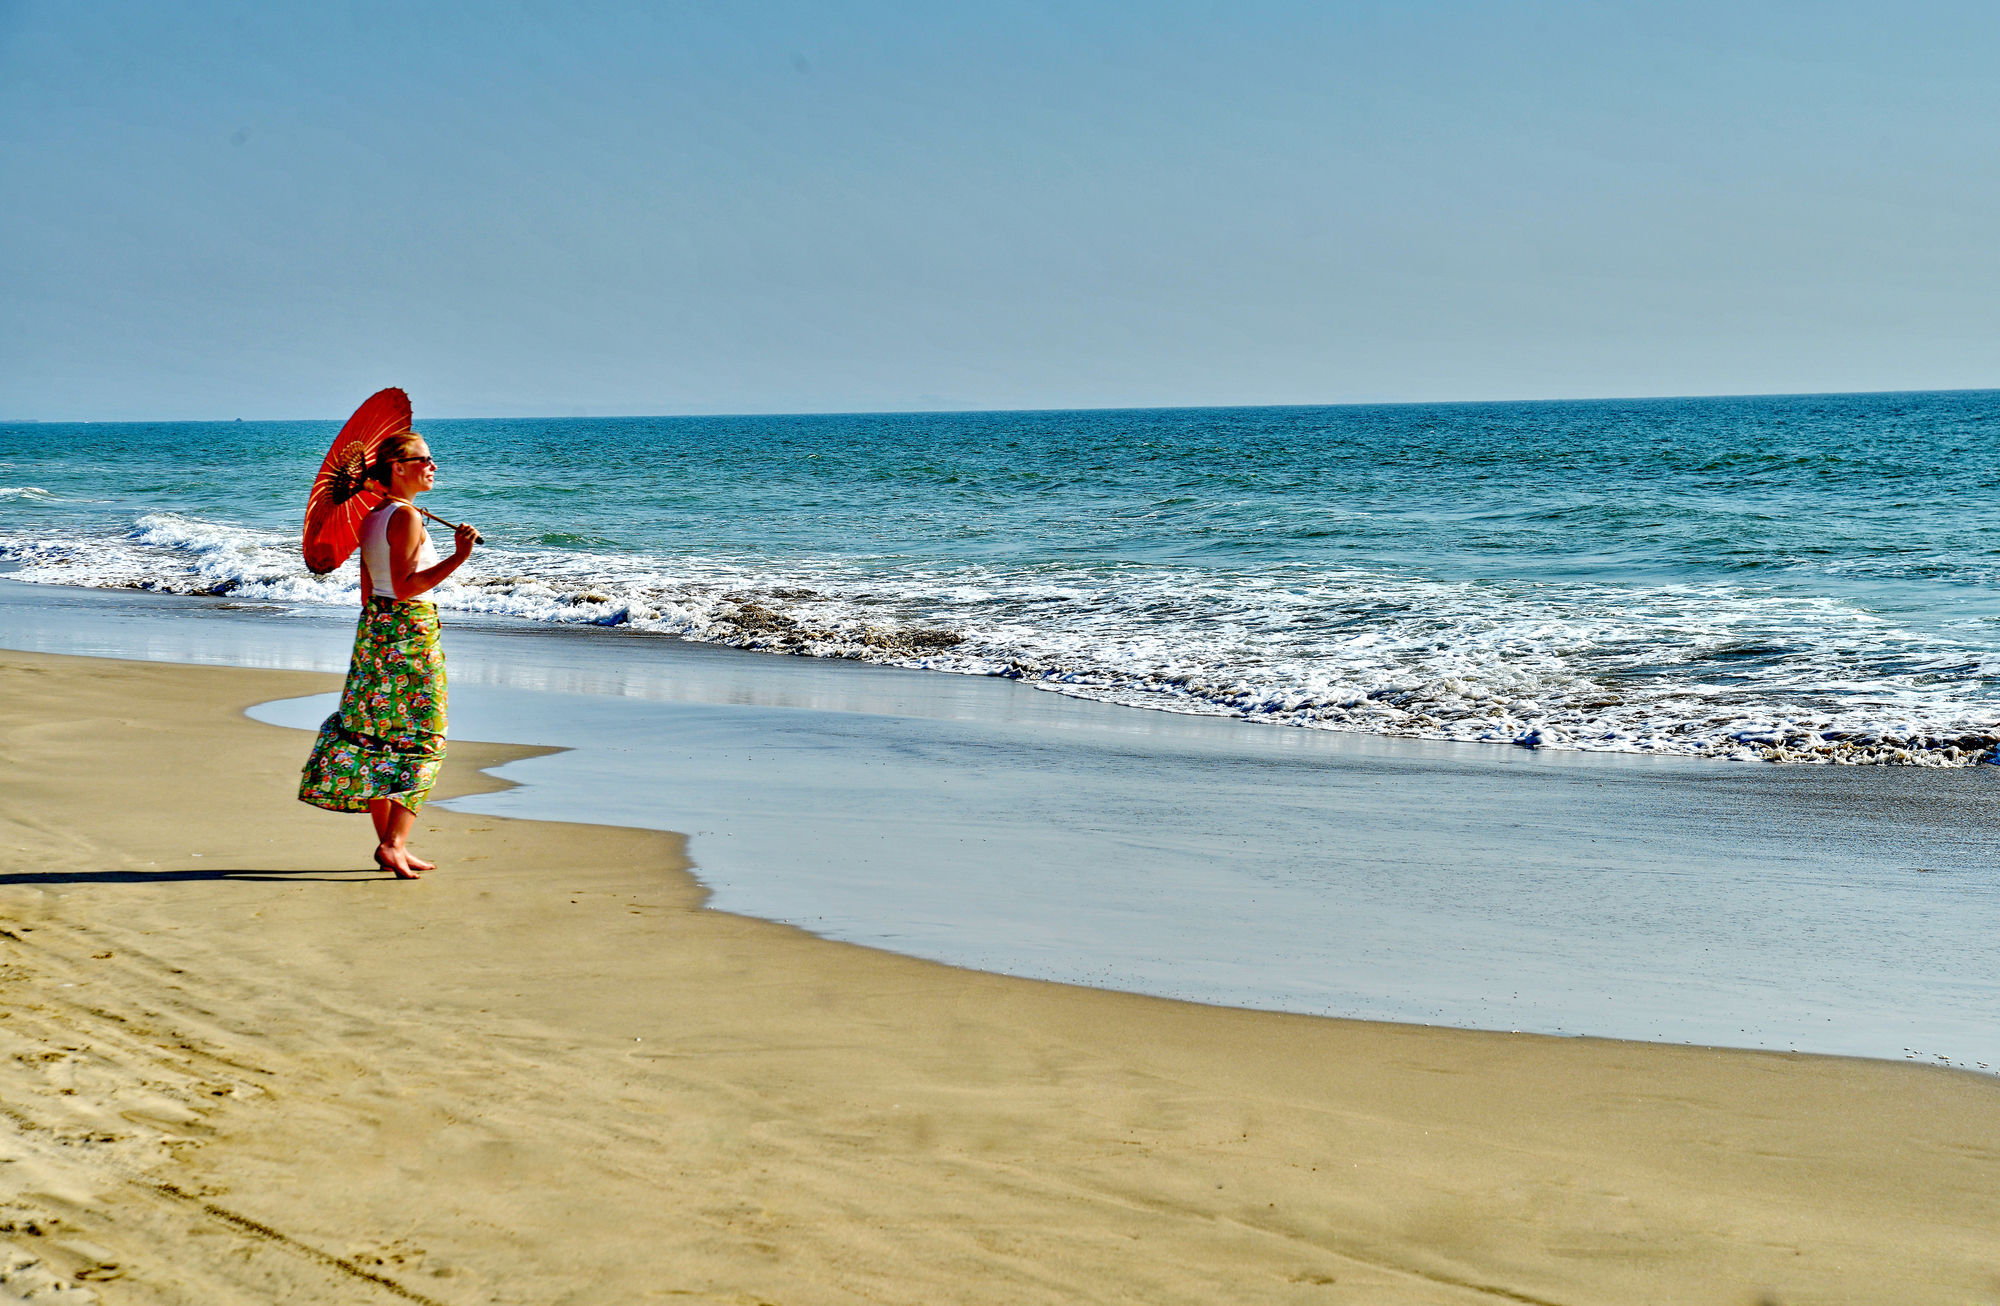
[345,1237,426,1272]
[0,1245,99,1303]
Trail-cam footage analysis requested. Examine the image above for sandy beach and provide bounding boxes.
[1,648,1996,1303]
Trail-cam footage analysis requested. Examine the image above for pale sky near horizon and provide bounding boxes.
[3,1,1998,421]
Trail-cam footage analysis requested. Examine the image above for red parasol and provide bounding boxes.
[302,387,478,575]
[302,387,409,575]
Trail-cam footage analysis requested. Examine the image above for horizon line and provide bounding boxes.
[6,383,1997,425]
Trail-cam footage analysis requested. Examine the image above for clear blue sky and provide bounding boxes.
[4,2,1997,419]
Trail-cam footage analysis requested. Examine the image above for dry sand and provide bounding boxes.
[0,648,1994,1305]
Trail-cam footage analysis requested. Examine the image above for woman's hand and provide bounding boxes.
[452,522,481,560]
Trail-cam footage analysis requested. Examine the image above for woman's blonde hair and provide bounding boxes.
[367,431,427,486]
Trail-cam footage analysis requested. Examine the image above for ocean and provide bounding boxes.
[6,390,2000,764]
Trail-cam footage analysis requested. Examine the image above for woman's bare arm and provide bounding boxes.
[387,506,475,600]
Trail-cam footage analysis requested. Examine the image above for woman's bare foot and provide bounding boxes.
[403,849,437,872]
[374,844,422,880]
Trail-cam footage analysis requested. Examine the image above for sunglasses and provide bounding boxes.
[393,455,438,468]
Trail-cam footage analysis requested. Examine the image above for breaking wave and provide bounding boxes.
[4,510,1996,766]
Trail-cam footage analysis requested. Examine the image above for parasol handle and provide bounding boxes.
[410,502,484,546]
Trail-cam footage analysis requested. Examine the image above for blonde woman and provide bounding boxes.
[298,431,478,878]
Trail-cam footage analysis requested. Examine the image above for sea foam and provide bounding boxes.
[3,509,1993,766]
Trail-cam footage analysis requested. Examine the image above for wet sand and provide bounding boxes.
[1,648,1996,1304]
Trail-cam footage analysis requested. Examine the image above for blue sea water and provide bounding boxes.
[6,391,2000,763]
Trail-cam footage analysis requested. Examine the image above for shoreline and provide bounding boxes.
[0,646,1996,1302]
[5,578,2000,1072]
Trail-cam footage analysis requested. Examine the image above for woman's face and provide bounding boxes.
[390,440,437,496]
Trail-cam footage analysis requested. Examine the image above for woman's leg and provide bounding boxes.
[368,798,433,878]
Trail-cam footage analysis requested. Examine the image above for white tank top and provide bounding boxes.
[360,501,441,599]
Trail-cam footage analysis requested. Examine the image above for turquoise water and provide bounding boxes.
[6,391,2000,762]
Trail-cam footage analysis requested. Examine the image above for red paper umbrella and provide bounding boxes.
[302,387,411,574]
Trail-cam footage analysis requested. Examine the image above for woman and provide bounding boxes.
[298,431,478,878]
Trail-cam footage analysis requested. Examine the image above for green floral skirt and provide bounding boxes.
[298,598,448,814]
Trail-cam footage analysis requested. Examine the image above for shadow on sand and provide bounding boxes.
[0,868,392,886]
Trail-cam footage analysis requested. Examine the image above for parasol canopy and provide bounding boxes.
[302,387,410,574]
